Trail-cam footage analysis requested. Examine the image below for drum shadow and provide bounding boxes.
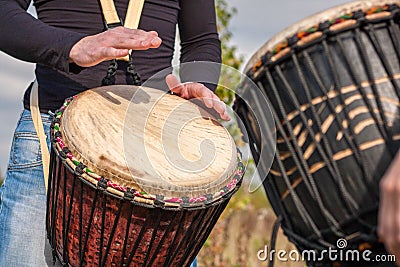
[188,98,221,124]
[92,85,151,106]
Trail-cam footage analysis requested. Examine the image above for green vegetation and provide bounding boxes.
[214,0,244,107]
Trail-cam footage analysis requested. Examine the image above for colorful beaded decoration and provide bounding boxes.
[51,96,245,206]
[251,3,399,74]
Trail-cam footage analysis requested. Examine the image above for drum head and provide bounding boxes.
[57,85,238,200]
[245,0,400,73]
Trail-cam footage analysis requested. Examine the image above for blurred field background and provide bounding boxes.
[198,181,304,267]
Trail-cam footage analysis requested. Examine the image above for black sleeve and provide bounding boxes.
[178,0,222,91]
[0,0,86,72]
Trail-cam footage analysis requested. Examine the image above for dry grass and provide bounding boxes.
[198,185,305,267]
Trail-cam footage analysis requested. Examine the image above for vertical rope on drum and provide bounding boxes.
[79,189,99,267]
[98,193,107,265]
[335,37,389,145]
[300,50,376,233]
[354,29,394,150]
[197,201,231,247]
[239,101,263,163]
[275,143,330,246]
[61,164,68,264]
[355,26,397,157]
[179,208,211,266]
[180,204,227,266]
[388,19,400,62]
[163,212,188,267]
[46,149,55,240]
[142,211,163,266]
[302,49,369,180]
[291,53,346,235]
[50,158,62,261]
[262,73,326,242]
[274,65,359,212]
[124,208,155,266]
[62,172,77,265]
[265,172,294,231]
[78,178,84,265]
[315,42,377,200]
[47,150,58,264]
[364,22,400,101]
[146,212,176,267]
[100,199,124,267]
[119,202,134,267]
[166,209,205,266]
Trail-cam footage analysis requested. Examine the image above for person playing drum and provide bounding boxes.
[0,0,229,266]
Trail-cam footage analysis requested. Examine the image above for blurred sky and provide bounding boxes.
[0,0,350,175]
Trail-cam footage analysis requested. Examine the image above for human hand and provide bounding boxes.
[378,151,400,264]
[165,74,230,121]
[69,26,162,67]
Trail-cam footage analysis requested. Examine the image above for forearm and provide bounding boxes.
[178,0,222,91]
[0,0,86,72]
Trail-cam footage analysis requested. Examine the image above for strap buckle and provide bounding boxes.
[104,21,123,31]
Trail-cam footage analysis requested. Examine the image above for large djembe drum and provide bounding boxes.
[46,85,244,266]
[234,0,400,265]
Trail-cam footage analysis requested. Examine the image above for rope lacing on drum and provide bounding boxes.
[267,216,282,267]
[249,3,400,75]
[262,71,340,242]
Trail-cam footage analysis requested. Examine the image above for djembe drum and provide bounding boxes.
[234,0,400,265]
[46,85,243,266]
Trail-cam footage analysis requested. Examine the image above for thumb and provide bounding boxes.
[165,74,183,94]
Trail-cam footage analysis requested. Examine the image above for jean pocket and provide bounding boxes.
[8,132,42,170]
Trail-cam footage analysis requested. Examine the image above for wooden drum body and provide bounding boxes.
[47,85,244,266]
[234,0,400,261]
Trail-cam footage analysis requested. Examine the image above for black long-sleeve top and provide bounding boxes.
[0,0,221,112]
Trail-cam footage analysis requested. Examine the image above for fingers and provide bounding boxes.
[166,74,181,90]
[378,152,400,261]
[191,84,230,121]
[99,47,130,60]
[165,75,230,121]
[166,74,185,96]
[69,27,162,67]
[106,27,162,50]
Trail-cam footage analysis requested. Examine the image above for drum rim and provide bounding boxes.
[245,0,400,75]
[51,96,245,209]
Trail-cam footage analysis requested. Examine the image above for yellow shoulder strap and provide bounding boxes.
[125,0,145,30]
[99,0,145,61]
[99,0,121,25]
[30,80,50,192]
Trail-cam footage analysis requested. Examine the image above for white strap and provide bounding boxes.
[30,80,50,192]
[99,0,145,61]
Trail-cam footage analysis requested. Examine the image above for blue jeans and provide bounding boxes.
[0,110,53,266]
[0,109,198,267]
